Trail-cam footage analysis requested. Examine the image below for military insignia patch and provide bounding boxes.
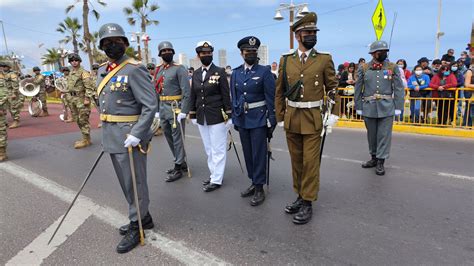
[249,37,256,46]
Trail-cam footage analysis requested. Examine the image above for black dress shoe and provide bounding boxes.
[165,163,188,174]
[119,212,154,236]
[202,178,211,186]
[285,196,303,214]
[240,184,255,198]
[375,159,385,175]
[250,188,265,206]
[165,169,183,182]
[203,183,221,192]
[293,203,313,225]
[116,224,142,254]
[362,155,377,168]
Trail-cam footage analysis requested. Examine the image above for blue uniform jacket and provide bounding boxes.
[230,64,276,129]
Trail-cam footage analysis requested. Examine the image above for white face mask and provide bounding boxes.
[398,64,404,68]
[415,70,423,76]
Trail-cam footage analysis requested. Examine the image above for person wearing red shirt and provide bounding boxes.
[429,65,457,125]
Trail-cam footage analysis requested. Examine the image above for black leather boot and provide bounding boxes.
[166,162,188,174]
[285,196,303,214]
[119,212,154,236]
[165,164,183,182]
[375,159,385,175]
[240,184,255,198]
[293,200,313,225]
[362,155,377,168]
[250,185,265,206]
[116,222,142,254]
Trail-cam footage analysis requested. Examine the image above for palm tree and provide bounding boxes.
[80,31,106,63]
[41,48,62,70]
[125,47,139,60]
[57,17,82,54]
[66,0,107,68]
[123,0,159,64]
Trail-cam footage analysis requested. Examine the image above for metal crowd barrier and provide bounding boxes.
[337,87,474,130]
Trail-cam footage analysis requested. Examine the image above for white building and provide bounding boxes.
[218,49,227,67]
[189,57,202,70]
[178,53,188,66]
[257,45,269,66]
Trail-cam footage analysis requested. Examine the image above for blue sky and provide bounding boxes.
[0,0,471,71]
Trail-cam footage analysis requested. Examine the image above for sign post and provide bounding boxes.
[372,0,386,41]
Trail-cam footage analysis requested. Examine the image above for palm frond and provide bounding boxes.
[91,9,100,20]
[65,4,75,13]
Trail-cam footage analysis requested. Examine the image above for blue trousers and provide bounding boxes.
[238,126,268,185]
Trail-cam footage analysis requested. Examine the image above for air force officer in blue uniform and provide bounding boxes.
[230,36,276,206]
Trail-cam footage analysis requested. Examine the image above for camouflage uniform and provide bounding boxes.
[0,66,8,161]
[33,73,48,115]
[66,66,95,148]
[3,66,21,128]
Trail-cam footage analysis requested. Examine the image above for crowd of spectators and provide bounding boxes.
[335,48,473,127]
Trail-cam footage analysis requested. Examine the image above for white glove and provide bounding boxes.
[155,112,160,118]
[177,113,187,123]
[325,114,339,127]
[394,109,402,116]
[277,121,284,127]
[191,119,198,125]
[225,119,233,131]
[124,134,140,148]
[356,110,362,115]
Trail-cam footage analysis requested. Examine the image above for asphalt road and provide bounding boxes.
[1,105,473,265]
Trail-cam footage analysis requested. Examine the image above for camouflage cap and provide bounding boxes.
[61,66,70,72]
[68,53,82,62]
[292,12,319,32]
[0,61,11,68]
[33,66,41,72]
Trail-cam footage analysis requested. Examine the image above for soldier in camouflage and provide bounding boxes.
[2,62,21,128]
[65,53,95,149]
[60,66,74,123]
[32,66,48,116]
[0,62,8,161]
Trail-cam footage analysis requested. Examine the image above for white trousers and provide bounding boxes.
[197,121,227,185]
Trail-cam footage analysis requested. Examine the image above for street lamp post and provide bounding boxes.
[131,32,143,61]
[273,1,310,50]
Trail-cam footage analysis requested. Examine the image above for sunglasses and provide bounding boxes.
[69,59,80,62]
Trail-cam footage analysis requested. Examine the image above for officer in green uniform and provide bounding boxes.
[32,66,48,116]
[2,62,21,128]
[0,61,8,161]
[354,40,404,175]
[275,12,341,224]
[65,53,95,149]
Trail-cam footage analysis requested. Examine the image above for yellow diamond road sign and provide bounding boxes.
[372,0,386,40]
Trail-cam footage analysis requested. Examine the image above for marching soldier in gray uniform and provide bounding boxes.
[96,23,158,253]
[354,40,404,175]
[153,41,190,182]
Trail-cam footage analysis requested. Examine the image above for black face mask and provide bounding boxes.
[302,35,317,50]
[161,53,173,63]
[375,51,388,63]
[103,42,126,60]
[244,53,258,65]
[199,55,213,66]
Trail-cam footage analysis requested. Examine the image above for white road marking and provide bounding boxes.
[187,134,473,182]
[0,162,227,265]
[6,200,98,265]
[437,172,474,181]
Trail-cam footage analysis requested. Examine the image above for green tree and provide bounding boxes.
[57,17,83,54]
[41,48,62,69]
[125,46,139,60]
[123,0,159,64]
[66,0,107,67]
